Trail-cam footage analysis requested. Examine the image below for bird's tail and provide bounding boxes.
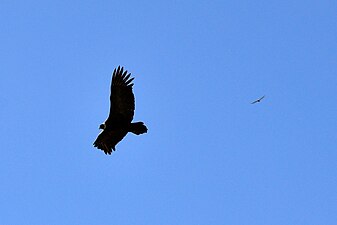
[130,122,148,135]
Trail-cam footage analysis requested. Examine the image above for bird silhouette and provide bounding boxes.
[251,95,265,104]
[93,66,148,155]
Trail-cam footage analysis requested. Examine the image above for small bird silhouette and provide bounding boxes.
[251,95,265,104]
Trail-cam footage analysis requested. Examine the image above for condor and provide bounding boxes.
[93,66,147,155]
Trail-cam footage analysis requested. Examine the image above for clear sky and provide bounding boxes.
[1,0,336,224]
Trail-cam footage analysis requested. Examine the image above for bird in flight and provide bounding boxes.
[251,95,265,104]
[93,66,148,155]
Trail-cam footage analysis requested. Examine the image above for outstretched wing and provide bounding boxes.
[93,129,128,155]
[107,66,135,124]
[258,95,265,101]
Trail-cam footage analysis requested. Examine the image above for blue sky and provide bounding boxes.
[1,0,336,224]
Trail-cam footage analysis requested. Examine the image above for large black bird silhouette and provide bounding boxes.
[251,95,265,104]
[93,66,148,155]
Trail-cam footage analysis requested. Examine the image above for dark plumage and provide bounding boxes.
[93,66,148,155]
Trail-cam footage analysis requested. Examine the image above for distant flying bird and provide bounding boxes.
[93,66,148,155]
[251,95,265,104]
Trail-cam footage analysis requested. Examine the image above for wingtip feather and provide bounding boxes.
[111,66,134,87]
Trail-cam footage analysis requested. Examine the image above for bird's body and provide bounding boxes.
[93,66,147,155]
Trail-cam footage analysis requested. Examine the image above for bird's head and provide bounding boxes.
[99,124,106,130]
